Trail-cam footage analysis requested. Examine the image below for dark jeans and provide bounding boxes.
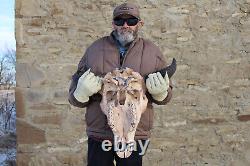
[87,137,148,166]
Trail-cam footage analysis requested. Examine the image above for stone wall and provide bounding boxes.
[15,0,250,165]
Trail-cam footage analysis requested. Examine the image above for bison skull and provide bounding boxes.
[100,68,148,158]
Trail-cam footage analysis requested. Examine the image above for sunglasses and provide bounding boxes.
[113,18,139,26]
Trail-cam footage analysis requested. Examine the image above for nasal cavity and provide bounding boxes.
[119,99,125,105]
[119,91,126,105]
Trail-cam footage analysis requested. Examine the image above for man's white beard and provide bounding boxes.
[114,29,136,47]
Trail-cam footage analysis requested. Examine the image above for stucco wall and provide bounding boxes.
[15,0,250,165]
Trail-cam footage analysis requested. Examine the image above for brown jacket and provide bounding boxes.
[68,32,173,140]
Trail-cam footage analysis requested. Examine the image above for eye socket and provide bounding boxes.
[106,91,117,101]
[127,90,140,100]
[107,90,116,95]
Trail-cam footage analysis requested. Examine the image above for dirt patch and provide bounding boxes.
[0,132,16,166]
[0,132,16,149]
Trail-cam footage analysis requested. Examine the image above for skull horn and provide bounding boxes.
[145,58,177,80]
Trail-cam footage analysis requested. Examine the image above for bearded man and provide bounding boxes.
[68,2,173,166]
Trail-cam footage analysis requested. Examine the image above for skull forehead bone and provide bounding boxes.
[100,68,148,158]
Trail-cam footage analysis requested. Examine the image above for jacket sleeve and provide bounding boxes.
[68,53,90,108]
[147,47,173,105]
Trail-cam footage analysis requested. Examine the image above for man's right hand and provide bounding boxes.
[73,69,102,103]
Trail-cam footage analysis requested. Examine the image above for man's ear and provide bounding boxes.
[138,20,144,28]
[112,21,116,30]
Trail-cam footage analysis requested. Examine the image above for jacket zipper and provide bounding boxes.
[121,41,136,67]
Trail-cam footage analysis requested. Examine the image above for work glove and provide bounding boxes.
[146,72,169,101]
[73,69,102,103]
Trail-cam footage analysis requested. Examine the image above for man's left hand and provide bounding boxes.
[146,72,169,101]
